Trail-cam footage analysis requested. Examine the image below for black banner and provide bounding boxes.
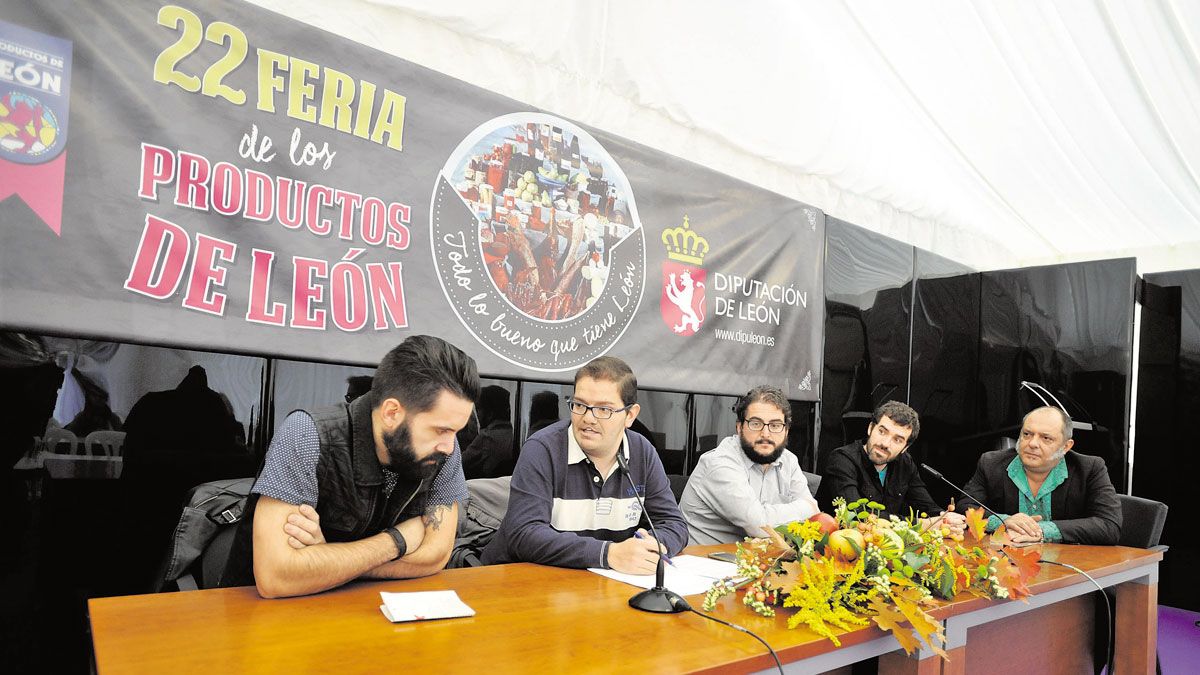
[0,0,824,398]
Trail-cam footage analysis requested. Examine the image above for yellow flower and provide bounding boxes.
[787,520,824,542]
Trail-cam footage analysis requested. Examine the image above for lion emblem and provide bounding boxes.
[665,270,705,334]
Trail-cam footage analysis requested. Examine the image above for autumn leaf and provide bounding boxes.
[965,507,988,542]
[990,524,1012,546]
[1004,545,1041,585]
[890,585,947,658]
[994,557,1031,600]
[868,596,923,655]
[761,526,796,560]
[776,560,807,596]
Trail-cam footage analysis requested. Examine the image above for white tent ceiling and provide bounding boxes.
[248,0,1200,273]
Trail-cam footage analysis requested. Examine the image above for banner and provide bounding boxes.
[0,0,824,398]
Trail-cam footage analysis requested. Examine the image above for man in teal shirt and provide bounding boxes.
[961,406,1121,545]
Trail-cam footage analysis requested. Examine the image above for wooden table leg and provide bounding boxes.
[1114,579,1157,675]
[939,645,965,675]
[879,649,944,675]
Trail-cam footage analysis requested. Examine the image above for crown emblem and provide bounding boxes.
[661,216,709,265]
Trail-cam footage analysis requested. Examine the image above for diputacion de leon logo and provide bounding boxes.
[430,113,646,371]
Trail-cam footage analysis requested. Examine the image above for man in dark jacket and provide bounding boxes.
[461,385,515,479]
[960,406,1121,545]
[817,400,965,534]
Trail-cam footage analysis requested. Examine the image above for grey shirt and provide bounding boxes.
[679,435,819,545]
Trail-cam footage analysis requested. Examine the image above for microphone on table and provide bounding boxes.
[919,463,1007,524]
[615,451,689,614]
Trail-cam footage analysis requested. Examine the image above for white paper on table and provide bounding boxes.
[588,554,742,597]
[379,590,476,623]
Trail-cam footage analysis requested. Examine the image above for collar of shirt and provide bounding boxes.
[1005,453,1068,503]
[567,426,630,479]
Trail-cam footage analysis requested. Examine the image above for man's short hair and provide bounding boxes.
[733,385,792,427]
[477,385,512,426]
[1022,405,1073,442]
[529,390,559,423]
[371,335,480,413]
[872,400,920,445]
[574,356,637,406]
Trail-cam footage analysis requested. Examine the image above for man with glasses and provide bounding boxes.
[817,400,965,535]
[481,357,687,574]
[679,386,820,545]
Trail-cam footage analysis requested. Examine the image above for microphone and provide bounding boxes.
[919,463,1007,524]
[615,451,688,614]
[1019,381,1069,415]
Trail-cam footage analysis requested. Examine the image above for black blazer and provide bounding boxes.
[960,449,1121,545]
[816,441,942,519]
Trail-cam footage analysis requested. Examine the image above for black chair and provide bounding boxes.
[1116,494,1168,549]
[666,474,689,502]
[1094,494,1168,675]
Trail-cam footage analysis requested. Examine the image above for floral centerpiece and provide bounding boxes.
[702,498,1040,656]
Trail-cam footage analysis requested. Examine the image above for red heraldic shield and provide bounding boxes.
[660,261,706,336]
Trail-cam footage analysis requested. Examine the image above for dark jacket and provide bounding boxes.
[221,397,429,587]
[960,449,1121,545]
[816,441,942,519]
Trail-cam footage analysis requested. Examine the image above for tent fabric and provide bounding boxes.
[247,0,1200,273]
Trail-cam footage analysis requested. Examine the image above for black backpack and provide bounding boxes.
[154,477,254,591]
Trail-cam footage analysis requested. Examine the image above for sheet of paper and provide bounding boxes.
[588,554,741,597]
[379,590,475,623]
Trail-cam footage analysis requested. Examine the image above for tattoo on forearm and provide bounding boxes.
[422,504,448,531]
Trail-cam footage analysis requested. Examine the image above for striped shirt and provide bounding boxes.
[481,420,687,569]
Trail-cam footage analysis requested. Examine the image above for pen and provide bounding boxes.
[634,530,676,567]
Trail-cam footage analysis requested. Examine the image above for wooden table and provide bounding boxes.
[88,544,1161,674]
[933,543,1162,675]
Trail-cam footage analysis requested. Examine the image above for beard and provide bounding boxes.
[739,434,785,465]
[866,443,903,465]
[381,421,442,481]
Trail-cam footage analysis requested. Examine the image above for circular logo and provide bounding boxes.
[431,113,646,371]
[0,91,61,160]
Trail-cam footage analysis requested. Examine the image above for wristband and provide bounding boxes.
[384,527,408,559]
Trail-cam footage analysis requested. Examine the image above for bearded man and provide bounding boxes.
[816,400,965,535]
[222,335,479,597]
[679,386,821,545]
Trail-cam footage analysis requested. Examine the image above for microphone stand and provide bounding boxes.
[919,463,1007,524]
[1018,380,1068,414]
[616,451,688,614]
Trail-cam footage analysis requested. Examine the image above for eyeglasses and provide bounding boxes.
[743,418,786,433]
[568,400,633,420]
